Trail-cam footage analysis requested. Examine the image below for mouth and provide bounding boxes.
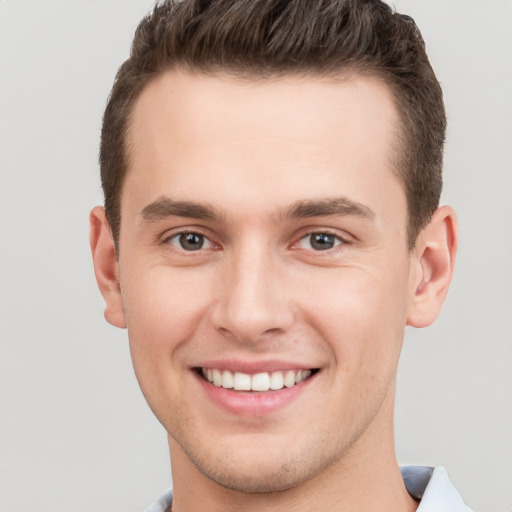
[196,367,320,392]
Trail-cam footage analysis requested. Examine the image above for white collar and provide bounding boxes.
[402,466,473,511]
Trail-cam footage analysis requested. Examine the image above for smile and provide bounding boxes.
[200,368,317,392]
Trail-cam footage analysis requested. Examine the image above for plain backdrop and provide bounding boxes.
[1,1,511,511]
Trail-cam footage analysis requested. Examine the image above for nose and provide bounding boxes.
[210,245,295,344]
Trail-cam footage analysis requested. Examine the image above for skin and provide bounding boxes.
[90,70,457,512]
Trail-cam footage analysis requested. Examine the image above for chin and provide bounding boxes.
[195,460,312,493]
[181,435,341,494]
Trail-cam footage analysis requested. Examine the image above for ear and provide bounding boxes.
[406,206,458,328]
[89,206,126,328]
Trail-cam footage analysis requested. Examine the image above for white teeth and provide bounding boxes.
[221,369,234,389]
[203,368,314,391]
[251,372,270,391]
[296,369,312,384]
[269,371,284,390]
[213,369,222,386]
[233,372,251,391]
[284,370,296,388]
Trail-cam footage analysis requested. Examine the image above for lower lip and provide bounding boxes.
[194,371,316,417]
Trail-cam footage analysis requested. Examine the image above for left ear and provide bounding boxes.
[407,206,458,328]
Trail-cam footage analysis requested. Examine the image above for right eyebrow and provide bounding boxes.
[139,196,222,223]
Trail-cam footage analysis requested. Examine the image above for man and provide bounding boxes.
[90,1,468,510]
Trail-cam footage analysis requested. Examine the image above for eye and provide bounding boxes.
[166,232,215,251]
[297,232,343,251]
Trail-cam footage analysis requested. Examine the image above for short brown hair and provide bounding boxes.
[100,0,446,250]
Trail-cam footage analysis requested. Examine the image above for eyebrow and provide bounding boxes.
[283,197,375,220]
[139,195,374,224]
[139,196,222,223]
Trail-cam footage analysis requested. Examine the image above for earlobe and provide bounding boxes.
[406,206,458,328]
[89,206,126,328]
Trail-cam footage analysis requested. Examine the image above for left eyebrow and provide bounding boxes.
[283,197,375,220]
[139,196,222,223]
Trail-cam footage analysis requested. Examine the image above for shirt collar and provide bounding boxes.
[401,466,473,512]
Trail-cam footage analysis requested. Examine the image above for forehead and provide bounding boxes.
[124,70,403,220]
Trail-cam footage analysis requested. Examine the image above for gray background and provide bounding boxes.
[1,1,511,511]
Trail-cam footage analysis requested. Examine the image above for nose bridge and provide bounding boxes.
[212,238,294,342]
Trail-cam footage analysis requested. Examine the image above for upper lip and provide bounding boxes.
[193,359,319,374]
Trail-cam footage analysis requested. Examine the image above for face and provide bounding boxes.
[114,71,419,492]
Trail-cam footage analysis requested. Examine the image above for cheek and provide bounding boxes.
[121,266,219,424]
[299,263,410,369]
[122,266,214,372]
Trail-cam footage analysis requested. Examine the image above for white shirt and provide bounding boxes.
[146,466,473,512]
[402,466,473,511]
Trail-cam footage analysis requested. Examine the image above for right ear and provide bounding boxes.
[89,206,126,328]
